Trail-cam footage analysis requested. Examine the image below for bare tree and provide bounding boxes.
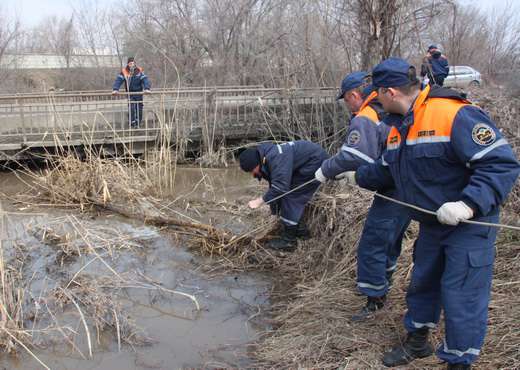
[0,8,21,90]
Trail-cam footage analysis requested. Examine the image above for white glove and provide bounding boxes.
[314,168,327,183]
[436,201,474,225]
[248,197,265,209]
[336,171,357,185]
[144,89,152,94]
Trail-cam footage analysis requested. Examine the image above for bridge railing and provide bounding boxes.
[0,87,342,155]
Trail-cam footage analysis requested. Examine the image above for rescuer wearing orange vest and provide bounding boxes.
[314,71,410,321]
[339,57,519,369]
[112,57,151,128]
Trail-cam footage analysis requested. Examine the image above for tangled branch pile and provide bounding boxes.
[28,155,278,270]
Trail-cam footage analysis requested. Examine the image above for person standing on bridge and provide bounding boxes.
[239,140,329,252]
[313,71,411,321]
[112,57,151,128]
[340,57,519,369]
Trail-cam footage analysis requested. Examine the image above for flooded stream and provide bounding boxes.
[0,166,271,369]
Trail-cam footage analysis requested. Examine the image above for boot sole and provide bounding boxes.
[382,345,434,367]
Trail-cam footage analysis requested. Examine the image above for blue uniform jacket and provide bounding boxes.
[422,54,449,79]
[258,141,329,204]
[321,97,389,178]
[112,67,151,99]
[356,86,520,222]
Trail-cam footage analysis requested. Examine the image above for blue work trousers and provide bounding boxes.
[270,180,321,226]
[128,96,143,127]
[357,194,410,296]
[404,215,498,365]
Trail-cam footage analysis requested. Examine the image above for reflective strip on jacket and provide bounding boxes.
[356,85,520,222]
[321,91,390,179]
[257,141,329,204]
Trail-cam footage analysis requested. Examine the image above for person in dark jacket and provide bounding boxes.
[314,71,410,321]
[239,140,329,251]
[341,57,520,369]
[421,45,449,86]
[112,57,151,128]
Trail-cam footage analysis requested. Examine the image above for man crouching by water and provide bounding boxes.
[239,140,329,251]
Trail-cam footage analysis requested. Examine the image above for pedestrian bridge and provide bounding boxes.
[0,86,342,161]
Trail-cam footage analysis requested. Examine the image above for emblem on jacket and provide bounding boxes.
[348,130,361,146]
[472,123,496,146]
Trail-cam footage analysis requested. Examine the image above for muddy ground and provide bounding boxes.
[0,167,271,370]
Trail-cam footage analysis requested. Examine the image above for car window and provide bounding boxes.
[458,67,473,75]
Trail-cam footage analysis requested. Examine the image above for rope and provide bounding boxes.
[263,178,318,206]
[351,184,520,232]
[259,178,520,232]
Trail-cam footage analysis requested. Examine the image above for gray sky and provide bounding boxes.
[1,0,514,27]
[3,0,116,26]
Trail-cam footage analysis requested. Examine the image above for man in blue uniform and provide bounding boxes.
[112,57,151,128]
[239,140,329,251]
[421,44,449,86]
[341,57,520,369]
[314,71,410,321]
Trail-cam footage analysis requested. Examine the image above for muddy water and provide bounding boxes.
[0,166,270,369]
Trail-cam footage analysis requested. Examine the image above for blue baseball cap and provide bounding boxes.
[372,57,416,88]
[428,44,438,51]
[362,84,376,97]
[337,71,369,100]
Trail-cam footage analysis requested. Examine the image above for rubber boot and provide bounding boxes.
[447,364,471,370]
[266,225,298,252]
[296,221,311,240]
[382,328,434,367]
[351,295,386,322]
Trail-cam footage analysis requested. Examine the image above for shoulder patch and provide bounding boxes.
[472,123,496,146]
[347,129,361,146]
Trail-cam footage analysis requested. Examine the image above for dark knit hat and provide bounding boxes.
[127,57,135,64]
[239,147,260,172]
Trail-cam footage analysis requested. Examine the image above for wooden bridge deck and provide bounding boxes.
[0,87,342,160]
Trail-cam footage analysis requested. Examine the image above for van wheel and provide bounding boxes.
[469,80,480,87]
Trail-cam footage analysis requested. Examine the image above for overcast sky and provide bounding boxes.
[1,0,515,27]
[3,0,116,26]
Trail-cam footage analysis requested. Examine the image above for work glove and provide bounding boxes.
[248,197,265,209]
[144,89,152,94]
[111,90,119,95]
[436,201,474,225]
[314,168,327,183]
[336,171,356,185]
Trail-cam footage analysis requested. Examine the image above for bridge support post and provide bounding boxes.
[16,98,28,146]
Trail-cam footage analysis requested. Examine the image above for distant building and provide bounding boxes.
[0,53,123,70]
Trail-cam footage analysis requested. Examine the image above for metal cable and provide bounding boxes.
[260,179,520,232]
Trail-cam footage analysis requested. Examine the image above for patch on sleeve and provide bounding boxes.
[347,130,361,146]
[471,123,496,146]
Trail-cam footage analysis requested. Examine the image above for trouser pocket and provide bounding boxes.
[462,248,494,290]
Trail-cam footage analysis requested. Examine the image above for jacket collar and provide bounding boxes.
[122,66,143,78]
[356,90,378,115]
[412,83,430,111]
